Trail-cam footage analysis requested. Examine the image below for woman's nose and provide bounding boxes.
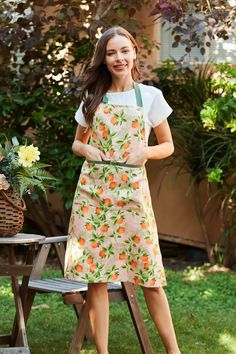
[116,52,124,61]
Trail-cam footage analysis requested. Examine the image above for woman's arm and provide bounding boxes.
[72,124,107,161]
[146,119,174,160]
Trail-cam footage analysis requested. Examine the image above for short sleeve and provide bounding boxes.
[148,90,173,128]
[74,102,89,127]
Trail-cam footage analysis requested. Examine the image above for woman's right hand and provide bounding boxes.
[72,125,109,161]
[83,144,108,161]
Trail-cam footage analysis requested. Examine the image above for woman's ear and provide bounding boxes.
[133,48,137,60]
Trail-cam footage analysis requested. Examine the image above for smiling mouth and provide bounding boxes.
[113,64,127,70]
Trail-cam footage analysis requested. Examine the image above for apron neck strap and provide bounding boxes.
[102,82,143,107]
[102,93,109,104]
[133,82,143,107]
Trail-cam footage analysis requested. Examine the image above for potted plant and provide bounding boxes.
[0,136,55,236]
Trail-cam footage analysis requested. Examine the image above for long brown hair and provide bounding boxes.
[81,26,140,126]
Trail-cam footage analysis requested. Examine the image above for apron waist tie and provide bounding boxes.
[86,160,141,168]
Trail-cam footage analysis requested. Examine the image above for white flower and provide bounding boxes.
[18,144,40,167]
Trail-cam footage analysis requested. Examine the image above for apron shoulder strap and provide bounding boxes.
[102,94,108,104]
[134,83,143,107]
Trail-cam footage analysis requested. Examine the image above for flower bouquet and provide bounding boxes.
[0,136,55,236]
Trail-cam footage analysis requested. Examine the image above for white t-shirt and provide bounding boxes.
[74,83,173,143]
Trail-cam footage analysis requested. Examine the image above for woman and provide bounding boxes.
[65,26,181,354]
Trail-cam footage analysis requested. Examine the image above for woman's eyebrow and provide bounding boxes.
[106,46,130,52]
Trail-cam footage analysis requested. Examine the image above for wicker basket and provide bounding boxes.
[0,188,26,237]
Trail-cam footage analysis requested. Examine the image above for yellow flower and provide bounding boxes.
[18,144,40,167]
[0,174,10,190]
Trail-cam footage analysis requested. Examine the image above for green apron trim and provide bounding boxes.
[133,83,143,107]
[102,82,143,107]
[86,160,141,168]
[102,94,109,104]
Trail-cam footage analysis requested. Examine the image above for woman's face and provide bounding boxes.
[104,35,136,79]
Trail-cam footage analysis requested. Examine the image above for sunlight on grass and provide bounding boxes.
[219,333,236,354]
[183,266,205,281]
[202,288,214,299]
[0,285,13,297]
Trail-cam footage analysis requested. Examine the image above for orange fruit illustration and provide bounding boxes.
[141,255,148,262]
[100,225,109,232]
[102,130,108,139]
[118,226,125,234]
[103,107,110,114]
[144,262,150,269]
[117,200,124,207]
[141,128,145,136]
[146,238,153,245]
[75,264,83,272]
[81,205,89,213]
[119,253,126,260]
[97,187,104,195]
[91,241,99,248]
[86,257,93,264]
[117,217,124,224]
[149,279,156,286]
[103,198,112,206]
[111,274,118,280]
[109,181,117,189]
[134,277,141,285]
[109,150,115,157]
[90,264,96,272]
[130,260,137,268]
[133,235,141,244]
[99,124,106,131]
[96,207,101,214]
[111,116,118,124]
[131,182,139,189]
[107,174,114,181]
[123,151,129,158]
[78,237,85,246]
[123,142,130,149]
[99,250,106,258]
[121,174,128,182]
[131,121,139,128]
[81,177,87,185]
[153,246,158,255]
[141,222,147,229]
[85,224,93,231]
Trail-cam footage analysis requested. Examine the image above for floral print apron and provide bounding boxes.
[64,84,166,287]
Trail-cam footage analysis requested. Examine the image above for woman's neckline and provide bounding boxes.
[107,87,135,94]
[107,82,140,94]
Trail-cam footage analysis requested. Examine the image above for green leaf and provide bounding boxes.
[116,8,125,18]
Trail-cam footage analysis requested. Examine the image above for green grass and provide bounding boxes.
[0,266,236,354]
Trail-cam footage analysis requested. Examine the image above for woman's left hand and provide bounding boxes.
[125,147,148,166]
